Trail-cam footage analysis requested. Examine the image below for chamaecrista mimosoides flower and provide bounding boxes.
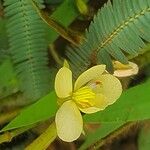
[55,65,122,142]
[113,61,139,77]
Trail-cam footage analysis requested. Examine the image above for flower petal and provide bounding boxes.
[79,94,109,114]
[55,100,83,142]
[74,65,106,91]
[98,74,122,105]
[113,61,139,77]
[55,67,72,98]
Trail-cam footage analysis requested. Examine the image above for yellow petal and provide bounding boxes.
[113,61,139,77]
[98,74,122,105]
[55,100,83,142]
[74,65,106,91]
[55,67,72,98]
[79,94,109,114]
[113,61,131,70]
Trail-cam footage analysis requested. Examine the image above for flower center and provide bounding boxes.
[72,86,96,109]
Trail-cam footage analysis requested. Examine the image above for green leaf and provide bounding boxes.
[4,0,51,100]
[1,91,57,132]
[138,121,150,150]
[67,0,150,77]
[46,0,88,43]
[80,79,150,150]
[79,122,124,150]
[84,79,150,123]
[46,0,79,43]
[45,0,63,5]
[0,18,8,50]
[0,59,18,99]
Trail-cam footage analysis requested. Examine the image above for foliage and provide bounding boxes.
[0,59,17,99]
[1,91,57,132]
[67,0,150,78]
[0,18,8,50]
[4,0,51,100]
[1,77,150,148]
[81,78,150,149]
[0,0,150,149]
[138,122,150,150]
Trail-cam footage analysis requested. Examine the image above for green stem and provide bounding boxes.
[49,44,63,66]
[0,125,34,144]
[90,122,139,150]
[25,122,57,150]
[31,0,83,46]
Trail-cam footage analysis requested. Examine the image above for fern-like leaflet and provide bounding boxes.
[4,0,50,101]
[67,0,150,78]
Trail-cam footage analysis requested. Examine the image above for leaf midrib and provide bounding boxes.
[96,7,150,52]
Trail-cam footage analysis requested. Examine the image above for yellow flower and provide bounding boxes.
[55,65,122,142]
[113,61,139,77]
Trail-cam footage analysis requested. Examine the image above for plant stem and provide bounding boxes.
[90,122,140,150]
[25,122,57,150]
[0,125,34,144]
[31,0,83,46]
[49,44,63,66]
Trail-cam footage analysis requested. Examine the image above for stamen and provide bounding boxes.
[72,86,96,109]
